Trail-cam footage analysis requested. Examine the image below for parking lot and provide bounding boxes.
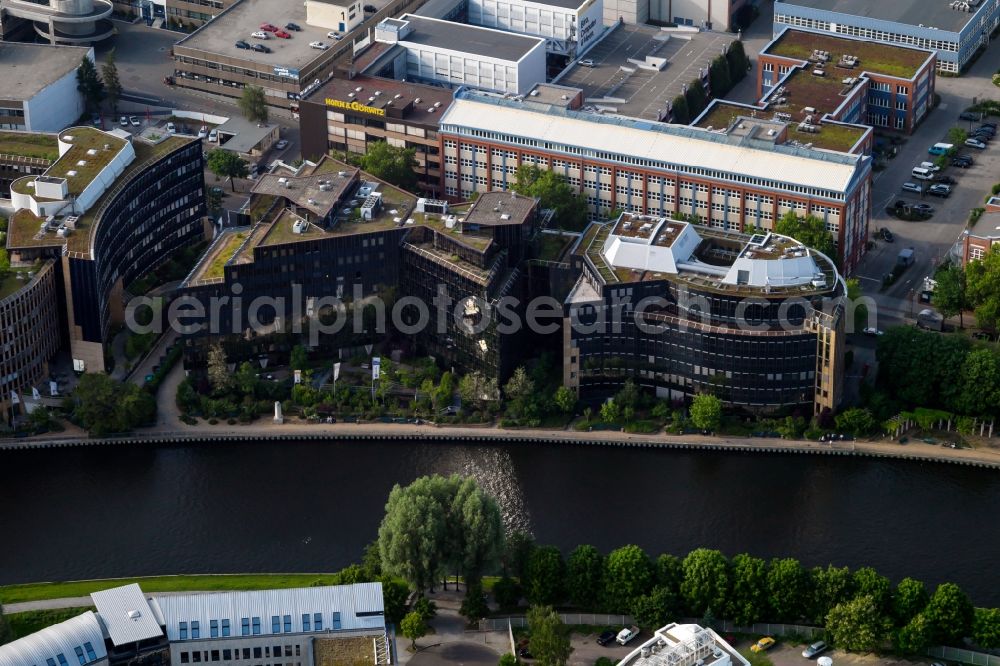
[742,640,932,666]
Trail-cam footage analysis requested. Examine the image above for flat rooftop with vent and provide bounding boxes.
[581,212,840,295]
[617,623,749,666]
[763,26,934,79]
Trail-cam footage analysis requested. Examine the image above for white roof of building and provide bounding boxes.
[0,612,107,666]
[91,584,165,647]
[441,97,861,193]
[154,583,385,641]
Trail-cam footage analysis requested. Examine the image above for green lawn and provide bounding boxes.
[7,608,94,639]
[0,573,345,605]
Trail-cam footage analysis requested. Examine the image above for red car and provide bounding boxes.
[260,22,278,31]
[274,29,291,38]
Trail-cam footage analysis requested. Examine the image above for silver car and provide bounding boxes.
[802,641,828,659]
[901,182,923,194]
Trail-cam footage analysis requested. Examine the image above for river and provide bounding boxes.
[2,440,999,604]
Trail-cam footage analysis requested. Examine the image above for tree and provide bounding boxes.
[102,49,122,114]
[689,394,721,432]
[893,578,929,626]
[924,583,974,646]
[452,476,505,585]
[709,56,732,98]
[966,247,1000,330]
[728,554,768,625]
[206,186,224,216]
[680,548,730,617]
[956,348,1000,416]
[876,327,970,411]
[766,558,808,622]
[834,408,876,436]
[671,95,690,124]
[725,41,750,85]
[290,344,308,371]
[853,567,892,615]
[207,343,232,393]
[603,545,653,613]
[504,531,535,581]
[600,399,620,424]
[631,586,676,629]
[684,80,707,119]
[512,164,588,231]
[359,140,418,191]
[553,386,577,415]
[400,611,428,650]
[810,565,855,625]
[616,379,640,410]
[71,374,154,436]
[239,85,269,124]
[775,211,838,264]
[566,545,604,609]
[504,366,535,418]
[234,362,259,396]
[973,607,1000,649]
[894,613,933,654]
[460,582,490,622]
[459,372,499,411]
[947,127,969,146]
[527,605,572,666]
[934,264,967,327]
[526,546,566,605]
[413,596,437,621]
[206,149,249,192]
[493,576,522,610]
[380,578,409,625]
[825,595,891,652]
[76,56,105,113]
[499,654,518,666]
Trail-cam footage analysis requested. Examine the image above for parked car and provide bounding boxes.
[965,138,987,149]
[260,22,279,31]
[285,21,301,30]
[918,161,941,172]
[198,126,208,138]
[274,29,291,38]
[275,139,289,150]
[952,155,973,167]
[616,626,640,646]
[119,115,128,127]
[597,630,617,646]
[901,182,923,194]
[309,41,328,49]
[235,39,251,49]
[251,30,270,39]
[326,30,343,39]
[802,641,828,659]
[252,43,271,53]
[880,227,894,242]
[166,122,176,133]
[928,183,952,198]
[975,125,996,135]
[750,637,775,653]
[971,130,993,141]
[579,58,595,67]
[982,121,998,130]
[863,327,884,336]
[937,175,957,185]
[129,116,140,127]
[959,111,981,121]
[912,203,934,214]
[208,128,218,142]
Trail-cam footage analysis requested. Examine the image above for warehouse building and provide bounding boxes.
[0,43,91,131]
[5,126,205,373]
[298,75,453,194]
[437,88,872,273]
[466,0,603,56]
[371,14,546,94]
[773,0,1000,73]
[564,213,845,413]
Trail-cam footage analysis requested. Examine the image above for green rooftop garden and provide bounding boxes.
[0,261,43,301]
[46,127,129,197]
[0,133,58,161]
[767,29,928,79]
[694,102,757,130]
[202,231,247,281]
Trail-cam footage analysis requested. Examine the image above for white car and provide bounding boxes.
[198,126,208,138]
[326,30,340,38]
[918,161,940,172]
[309,41,328,49]
[275,139,289,150]
[129,116,141,127]
[965,138,987,149]
[166,122,176,133]
[251,30,270,39]
[119,115,128,127]
[863,327,884,336]
[208,128,218,142]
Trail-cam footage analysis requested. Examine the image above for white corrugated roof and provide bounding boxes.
[0,612,107,666]
[91,584,165,647]
[154,583,385,641]
[441,98,860,193]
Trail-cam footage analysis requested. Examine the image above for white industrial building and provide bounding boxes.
[373,14,546,94]
[605,0,751,30]
[0,583,390,666]
[0,42,91,131]
[305,0,363,34]
[467,0,603,56]
[617,623,750,666]
[0,612,108,666]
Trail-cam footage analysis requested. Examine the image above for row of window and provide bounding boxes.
[180,614,341,639]
[179,644,302,663]
[38,642,99,666]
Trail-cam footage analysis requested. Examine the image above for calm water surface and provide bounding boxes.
[1,440,998,604]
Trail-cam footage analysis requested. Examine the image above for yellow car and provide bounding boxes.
[750,637,775,653]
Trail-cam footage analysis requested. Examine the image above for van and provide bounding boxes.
[928,142,954,156]
[911,166,934,181]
